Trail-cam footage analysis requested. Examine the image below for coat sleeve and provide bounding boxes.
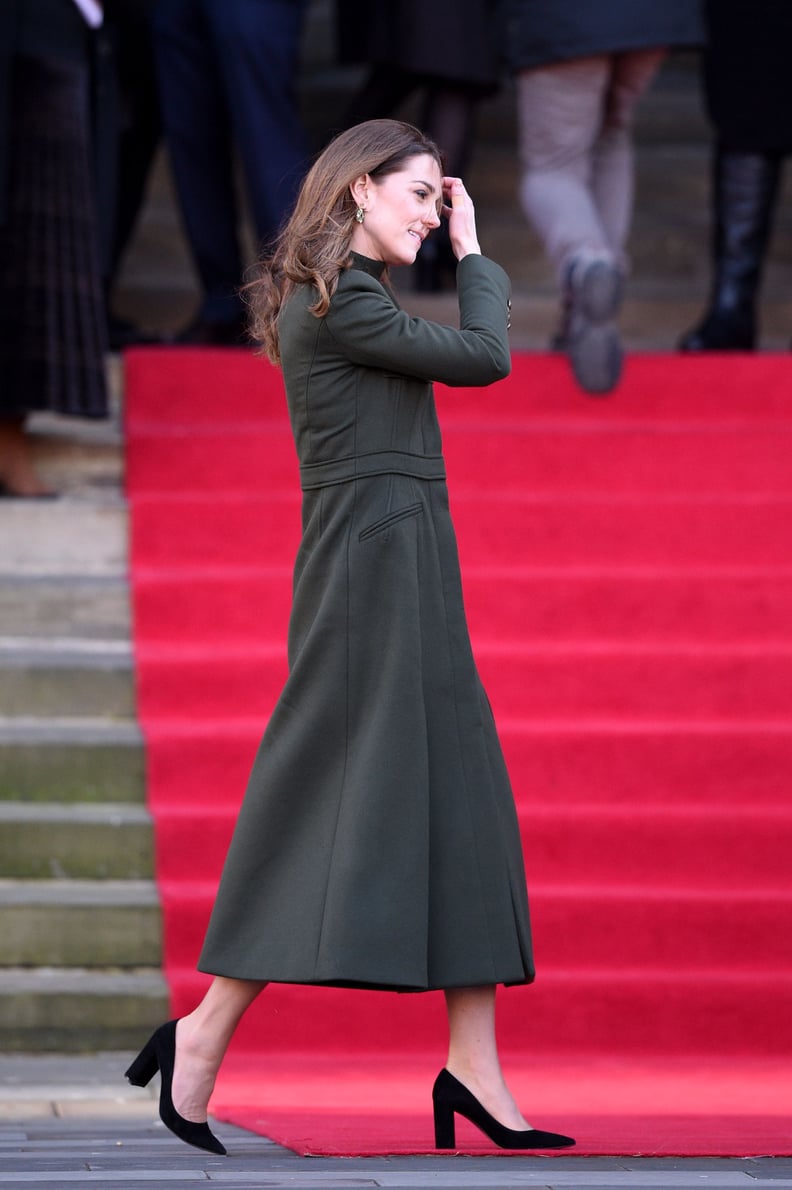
[323,254,512,387]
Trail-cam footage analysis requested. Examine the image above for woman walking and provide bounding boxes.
[126,119,574,1156]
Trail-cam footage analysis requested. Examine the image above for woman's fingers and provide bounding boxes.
[442,176,468,209]
[441,177,472,221]
[441,177,481,259]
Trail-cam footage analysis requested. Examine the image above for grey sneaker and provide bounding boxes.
[562,255,624,396]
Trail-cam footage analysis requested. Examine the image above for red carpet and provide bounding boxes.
[125,348,792,1156]
[209,1054,791,1157]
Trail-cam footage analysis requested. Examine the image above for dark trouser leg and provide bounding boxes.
[207,0,310,255]
[104,0,162,346]
[152,0,243,325]
[108,0,161,281]
[679,147,782,351]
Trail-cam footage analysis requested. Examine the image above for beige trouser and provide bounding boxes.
[517,50,666,282]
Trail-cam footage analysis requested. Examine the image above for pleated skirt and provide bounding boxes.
[0,45,108,419]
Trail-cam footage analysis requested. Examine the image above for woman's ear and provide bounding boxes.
[349,173,371,209]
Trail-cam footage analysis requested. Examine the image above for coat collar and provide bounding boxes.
[349,252,387,281]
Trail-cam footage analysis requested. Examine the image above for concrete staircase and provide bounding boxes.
[0,401,168,1051]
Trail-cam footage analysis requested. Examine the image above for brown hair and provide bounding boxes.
[246,119,442,365]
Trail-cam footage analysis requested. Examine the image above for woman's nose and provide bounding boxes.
[426,206,441,228]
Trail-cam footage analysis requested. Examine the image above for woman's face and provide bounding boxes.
[349,153,443,266]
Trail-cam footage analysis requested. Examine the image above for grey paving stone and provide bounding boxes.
[314,1175,782,1188]
[0,1175,211,1183]
[1,1113,790,1190]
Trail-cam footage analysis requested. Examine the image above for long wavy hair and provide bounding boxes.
[246,119,443,365]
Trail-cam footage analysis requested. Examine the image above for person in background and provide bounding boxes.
[0,0,109,497]
[124,118,575,1158]
[504,0,703,395]
[334,0,501,291]
[103,0,162,350]
[151,0,311,346]
[679,0,792,352]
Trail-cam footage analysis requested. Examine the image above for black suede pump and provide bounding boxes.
[125,1019,227,1156]
[432,1068,575,1151]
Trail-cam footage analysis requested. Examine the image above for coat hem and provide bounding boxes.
[196,966,536,993]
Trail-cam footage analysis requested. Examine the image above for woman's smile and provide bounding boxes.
[350,153,443,265]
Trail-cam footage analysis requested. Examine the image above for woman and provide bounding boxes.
[125,119,574,1156]
[503,0,703,394]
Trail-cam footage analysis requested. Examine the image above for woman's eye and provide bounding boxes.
[415,190,428,200]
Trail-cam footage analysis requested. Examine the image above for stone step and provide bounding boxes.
[0,717,144,802]
[0,576,130,640]
[0,639,134,718]
[0,498,127,577]
[28,426,123,497]
[0,803,153,879]
[0,968,168,1052]
[22,370,125,496]
[0,880,161,967]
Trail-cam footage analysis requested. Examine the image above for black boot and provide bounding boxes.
[679,148,782,352]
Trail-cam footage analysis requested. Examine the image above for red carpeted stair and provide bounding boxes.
[125,349,792,1156]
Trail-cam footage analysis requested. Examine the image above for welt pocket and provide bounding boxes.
[359,502,424,542]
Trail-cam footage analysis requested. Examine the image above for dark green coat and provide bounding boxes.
[199,253,535,991]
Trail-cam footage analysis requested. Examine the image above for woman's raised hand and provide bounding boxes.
[442,177,481,261]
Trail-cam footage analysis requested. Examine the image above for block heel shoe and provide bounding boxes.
[432,1068,575,1151]
[125,1019,227,1156]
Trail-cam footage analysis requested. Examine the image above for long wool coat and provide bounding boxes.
[198,253,535,992]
